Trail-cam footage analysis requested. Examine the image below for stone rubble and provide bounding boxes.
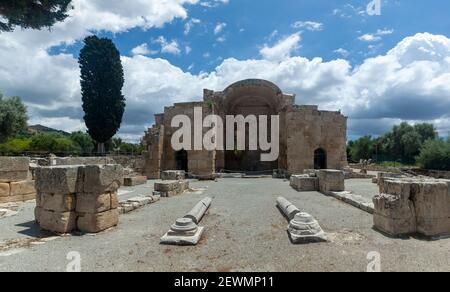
[34,165,123,234]
[154,180,189,197]
[161,170,186,181]
[123,175,147,186]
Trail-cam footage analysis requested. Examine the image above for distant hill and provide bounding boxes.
[27,124,70,136]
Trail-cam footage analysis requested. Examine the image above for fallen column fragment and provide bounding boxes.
[161,197,211,246]
[276,196,300,220]
[276,197,327,244]
[184,197,212,224]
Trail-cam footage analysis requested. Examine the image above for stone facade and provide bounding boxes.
[0,157,36,203]
[142,79,348,178]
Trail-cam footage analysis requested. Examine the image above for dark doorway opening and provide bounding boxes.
[176,149,188,173]
[314,148,327,170]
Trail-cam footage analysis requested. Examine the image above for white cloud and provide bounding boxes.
[214,22,227,35]
[1,1,449,144]
[131,43,151,56]
[292,21,324,31]
[359,28,394,42]
[260,32,302,61]
[334,48,349,57]
[155,36,181,55]
[184,18,201,35]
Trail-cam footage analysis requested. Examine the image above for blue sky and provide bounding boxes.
[1,0,450,141]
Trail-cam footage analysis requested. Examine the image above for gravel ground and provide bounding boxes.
[345,179,380,200]
[0,178,449,272]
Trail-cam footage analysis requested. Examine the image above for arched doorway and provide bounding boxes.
[176,149,188,173]
[314,148,327,169]
[223,79,283,172]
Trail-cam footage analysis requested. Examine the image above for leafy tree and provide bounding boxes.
[79,36,126,154]
[0,137,31,155]
[416,138,450,170]
[0,94,28,143]
[0,0,72,32]
[349,135,375,162]
[379,122,438,163]
[70,131,95,154]
[29,133,79,153]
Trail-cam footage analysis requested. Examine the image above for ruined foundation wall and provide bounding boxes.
[0,157,36,204]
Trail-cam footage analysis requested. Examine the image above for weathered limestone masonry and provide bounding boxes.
[153,170,190,197]
[142,79,348,179]
[374,177,450,238]
[290,169,345,193]
[123,176,147,186]
[0,157,36,204]
[34,164,123,234]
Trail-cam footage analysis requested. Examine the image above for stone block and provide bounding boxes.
[161,170,185,181]
[123,176,147,186]
[0,183,10,197]
[41,193,76,212]
[0,193,36,203]
[373,213,416,237]
[10,180,35,196]
[416,217,450,237]
[0,157,29,172]
[155,180,181,192]
[76,193,113,214]
[35,207,77,234]
[290,175,319,191]
[0,171,29,183]
[77,209,119,233]
[317,170,345,193]
[83,164,123,193]
[35,166,83,194]
[412,182,450,219]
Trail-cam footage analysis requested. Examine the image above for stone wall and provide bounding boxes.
[374,177,450,237]
[285,106,348,173]
[34,165,122,233]
[0,157,36,204]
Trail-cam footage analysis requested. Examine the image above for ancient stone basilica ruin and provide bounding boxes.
[142,79,348,178]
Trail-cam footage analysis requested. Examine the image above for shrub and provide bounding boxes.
[416,139,450,170]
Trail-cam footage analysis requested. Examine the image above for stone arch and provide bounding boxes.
[222,79,283,172]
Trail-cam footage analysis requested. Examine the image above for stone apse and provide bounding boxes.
[142,79,348,179]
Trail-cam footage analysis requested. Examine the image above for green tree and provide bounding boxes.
[0,94,28,143]
[416,138,450,170]
[79,36,126,154]
[349,135,375,162]
[0,0,72,32]
[29,133,79,153]
[69,131,95,154]
[0,137,31,155]
[379,122,438,163]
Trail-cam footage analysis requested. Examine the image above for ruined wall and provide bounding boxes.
[0,157,36,204]
[285,106,347,173]
[160,102,216,178]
